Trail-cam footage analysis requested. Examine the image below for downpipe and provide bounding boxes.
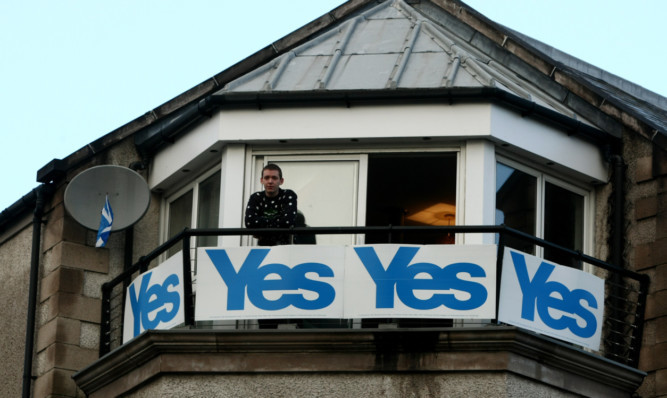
[22,184,50,398]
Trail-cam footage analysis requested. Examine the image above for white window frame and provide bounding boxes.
[247,145,463,245]
[159,166,222,261]
[495,155,594,258]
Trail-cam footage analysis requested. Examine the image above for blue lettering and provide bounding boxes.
[567,289,598,338]
[206,249,336,311]
[354,246,418,308]
[206,249,269,310]
[511,251,598,339]
[129,271,181,338]
[354,247,488,311]
[511,251,554,321]
[439,262,488,310]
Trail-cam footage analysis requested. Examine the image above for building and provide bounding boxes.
[0,0,665,396]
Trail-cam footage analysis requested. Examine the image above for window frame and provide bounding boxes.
[495,155,594,259]
[160,166,222,259]
[248,145,463,245]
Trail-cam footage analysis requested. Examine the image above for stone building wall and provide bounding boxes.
[30,137,161,398]
[627,130,667,397]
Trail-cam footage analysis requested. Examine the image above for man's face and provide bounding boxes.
[261,169,283,197]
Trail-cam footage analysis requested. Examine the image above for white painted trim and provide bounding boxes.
[490,106,606,182]
[150,104,607,191]
[219,144,246,247]
[159,166,221,263]
[149,114,219,190]
[496,155,594,259]
[463,140,496,244]
[356,154,368,245]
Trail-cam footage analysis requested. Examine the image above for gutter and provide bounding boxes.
[135,87,617,156]
[0,188,42,237]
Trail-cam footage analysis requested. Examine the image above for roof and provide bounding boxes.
[219,0,582,123]
[504,25,667,145]
[2,0,666,225]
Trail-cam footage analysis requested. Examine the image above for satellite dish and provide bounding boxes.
[64,165,151,231]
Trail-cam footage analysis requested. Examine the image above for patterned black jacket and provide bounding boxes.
[245,188,298,246]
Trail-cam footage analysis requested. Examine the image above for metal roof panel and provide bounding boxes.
[216,0,613,129]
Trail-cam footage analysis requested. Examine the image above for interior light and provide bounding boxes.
[406,202,456,225]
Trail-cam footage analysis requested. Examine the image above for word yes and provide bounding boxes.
[206,249,335,311]
[511,251,597,338]
[128,272,181,337]
[354,247,488,310]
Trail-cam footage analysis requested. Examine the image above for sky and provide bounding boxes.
[1,0,665,212]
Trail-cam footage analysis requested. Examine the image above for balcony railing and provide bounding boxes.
[99,225,649,368]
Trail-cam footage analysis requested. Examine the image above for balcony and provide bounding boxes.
[73,226,648,397]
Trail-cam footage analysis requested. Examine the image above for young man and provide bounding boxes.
[245,164,298,246]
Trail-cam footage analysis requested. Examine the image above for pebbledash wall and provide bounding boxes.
[0,0,665,397]
[0,212,34,398]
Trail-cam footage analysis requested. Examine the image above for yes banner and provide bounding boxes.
[498,247,604,350]
[344,245,496,319]
[123,253,185,343]
[196,245,346,320]
[195,244,497,321]
[123,244,606,351]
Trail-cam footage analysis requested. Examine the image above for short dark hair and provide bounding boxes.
[262,163,283,179]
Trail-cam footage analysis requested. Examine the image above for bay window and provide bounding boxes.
[495,159,588,268]
[165,168,221,257]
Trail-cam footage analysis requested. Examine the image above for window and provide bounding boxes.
[255,155,365,245]
[253,151,458,329]
[495,160,587,268]
[165,169,221,257]
[365,153,457,244]
[256,151,459,246]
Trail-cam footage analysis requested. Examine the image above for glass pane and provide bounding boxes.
[167,190,193,258]
[544,182,584,268]
[272,160,359,245]
[496,163,536,254]
[365,153,457,244]
[196,170,221,247]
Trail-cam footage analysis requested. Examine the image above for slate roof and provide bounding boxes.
[507,26,667,144]
[218,0,582,122]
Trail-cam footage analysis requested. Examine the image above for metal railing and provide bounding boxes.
[99,225,649,367]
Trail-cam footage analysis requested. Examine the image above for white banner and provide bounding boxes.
[123,253,185,343]
[122,244,609,352]
[195,244,497,321]
[196,245,346,320]
[498,247,604,350]
[344,245,497,319]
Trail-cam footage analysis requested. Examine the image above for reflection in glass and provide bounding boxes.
[275,160,359,245]
[495,163,536,254]
[544,182,584,268]
[167,190,193,258]
[197,170,221,247]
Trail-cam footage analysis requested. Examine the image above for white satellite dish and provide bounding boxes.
[64,165,151,231]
